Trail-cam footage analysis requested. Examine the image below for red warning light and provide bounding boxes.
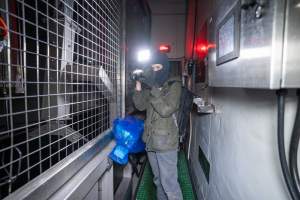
[199,45,208,53]
[159,44,171,53]
[195,42,216,59]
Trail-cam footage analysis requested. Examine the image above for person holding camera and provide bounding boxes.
[133,52,183,200]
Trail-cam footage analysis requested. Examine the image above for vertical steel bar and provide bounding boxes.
[55,0,60,162]
[5,0,15,194]
[35,0,42,175]
[120,0,126,117]
[46,1,52,167]
[20,0,31,182]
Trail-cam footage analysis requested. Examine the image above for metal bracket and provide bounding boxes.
[193,97,215,114]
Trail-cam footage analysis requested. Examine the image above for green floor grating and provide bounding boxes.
[135,151,196,200]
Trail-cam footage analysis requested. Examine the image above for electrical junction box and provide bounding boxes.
[208,0,300,89]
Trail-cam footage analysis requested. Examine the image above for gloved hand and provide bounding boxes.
[150,87,162,98]
[135,81,142,91]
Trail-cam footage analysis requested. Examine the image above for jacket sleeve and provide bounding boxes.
[150,82,182,117]
[132,89,150,111]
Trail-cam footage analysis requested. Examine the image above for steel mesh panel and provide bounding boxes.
[0,0,121,198]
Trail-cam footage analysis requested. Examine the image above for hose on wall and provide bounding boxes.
[277,90,300,200]
[289,90,300,196]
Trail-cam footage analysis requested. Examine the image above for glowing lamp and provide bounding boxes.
[159,44,171,53]
[137,49,151,63]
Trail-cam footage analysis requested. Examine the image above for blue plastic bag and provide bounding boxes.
[109,116,145,165]
[113,116,144,150]
[109,145,129,165]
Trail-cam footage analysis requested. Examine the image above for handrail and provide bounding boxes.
[4,130,113,200]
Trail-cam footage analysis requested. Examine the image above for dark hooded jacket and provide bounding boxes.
[133,52,182,152]
[133,77,182,152]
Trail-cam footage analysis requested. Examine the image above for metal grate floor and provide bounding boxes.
[135,151,196,200]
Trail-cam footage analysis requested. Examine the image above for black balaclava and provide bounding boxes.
[151,52,170,87]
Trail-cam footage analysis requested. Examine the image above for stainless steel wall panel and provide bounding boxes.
[208,0,300,89]
[282,0,300,88]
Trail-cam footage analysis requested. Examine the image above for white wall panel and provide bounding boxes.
[148,0,186,59]
[190,88,297,200]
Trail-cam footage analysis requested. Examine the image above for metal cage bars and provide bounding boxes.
[0,0,121,198]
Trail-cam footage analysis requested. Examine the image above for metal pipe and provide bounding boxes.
[277,90,300,200]
[289,90,300,196]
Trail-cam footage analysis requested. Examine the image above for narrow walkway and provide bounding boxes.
[135,151,196,200]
